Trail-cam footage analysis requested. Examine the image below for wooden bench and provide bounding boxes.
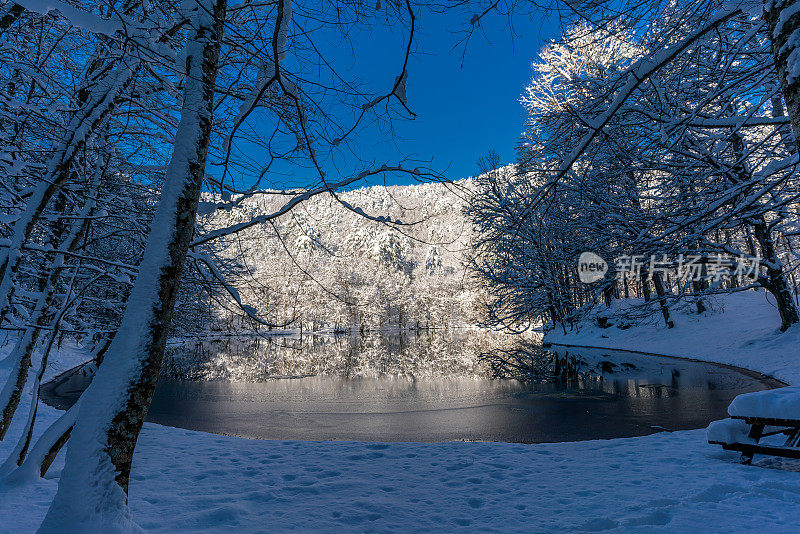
[708,416,800,464]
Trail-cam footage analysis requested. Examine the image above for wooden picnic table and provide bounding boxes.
[709,416,800,464]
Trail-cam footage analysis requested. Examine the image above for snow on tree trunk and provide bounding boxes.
[765,0,800,154]
[0,62,135,328]
[753,219,799,330]
[0,187,94,439]
[4,402,78,483]
[729,108,799,331]
[651,273,674,329]
[37,0,225,531]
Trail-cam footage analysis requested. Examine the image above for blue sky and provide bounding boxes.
[342,9,562,185]
[221,8,563,190]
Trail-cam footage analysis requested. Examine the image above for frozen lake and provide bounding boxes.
[41,331,780,443]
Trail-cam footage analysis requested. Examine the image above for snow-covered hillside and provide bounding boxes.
[189,180,482,333]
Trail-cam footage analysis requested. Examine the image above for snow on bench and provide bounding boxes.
[708,386,800,464]
[706,418,757,446]
[728,386,800,421]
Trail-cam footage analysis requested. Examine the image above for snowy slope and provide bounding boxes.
[544,290,800,384]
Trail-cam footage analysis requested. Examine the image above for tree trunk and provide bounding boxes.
[0,184,96,440]
[692,278,708,314]
[640,273,652,302]
[765,0,800,154]
[0,58,135,327]
[727,107,798,330]
[651,273,674,328]
[753,219,799,331]
[1,401,78,484]
[38,0,226,530]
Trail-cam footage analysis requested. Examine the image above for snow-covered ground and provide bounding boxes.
[2,294,800,533]
[545,290,800,384]
[5,422,800,533]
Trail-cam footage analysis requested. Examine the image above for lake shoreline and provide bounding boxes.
[39,336,779,444]
[4,330,800,532]
[544,291,800,386]
[545,340,788,387]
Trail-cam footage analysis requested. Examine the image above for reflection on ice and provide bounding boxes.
[163,331,771,404]
[481,340,765,399]
[42,331,781,443]
[162,329,510,381]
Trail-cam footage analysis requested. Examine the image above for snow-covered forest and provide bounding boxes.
[2,0,800,532]
[180,180,482,334]
[467,4,800,335]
